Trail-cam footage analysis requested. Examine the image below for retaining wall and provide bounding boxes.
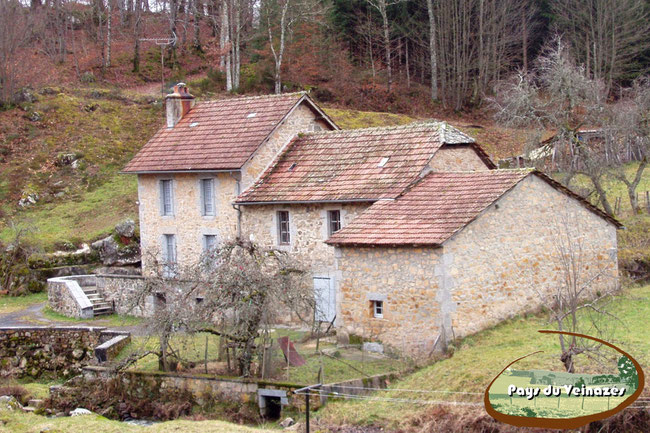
[47,275,95,319]
[0,326,106,378]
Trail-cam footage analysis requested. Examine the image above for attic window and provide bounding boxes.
[378,157,390,167]
[247,112,257,118]
[288,162,297,171]
[189,122,199,127]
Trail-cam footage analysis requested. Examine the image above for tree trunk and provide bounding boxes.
[426,0,437,100]
[590,173,615,216]
[132,0,142,72]
[106,0,112,67]
[380,3,391,92]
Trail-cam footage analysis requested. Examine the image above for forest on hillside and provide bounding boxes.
[2,0,650,114]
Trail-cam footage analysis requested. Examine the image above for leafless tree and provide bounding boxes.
[364,0,405,93]
[601,78,650,213]
[425,0,437,100]
[491,36,616,214]
[0,0,34,105]
[264,0,325,94]
[129,240,315,377]
[536,212,620,373]
[550,0,650,93]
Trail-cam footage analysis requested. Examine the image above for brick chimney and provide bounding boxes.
[165,82,195,128]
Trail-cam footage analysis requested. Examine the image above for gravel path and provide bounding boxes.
[0,301,145,335]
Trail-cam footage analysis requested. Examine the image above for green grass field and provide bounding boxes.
[0,292,47,315]
[0,409,278,433]
[320,284,650,428]
[115,328,404,385]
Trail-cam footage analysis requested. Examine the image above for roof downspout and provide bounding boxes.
[231,172,242,240]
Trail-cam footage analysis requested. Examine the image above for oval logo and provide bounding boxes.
[484,330,645,429]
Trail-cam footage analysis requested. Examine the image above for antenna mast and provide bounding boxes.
[139,32,178,100]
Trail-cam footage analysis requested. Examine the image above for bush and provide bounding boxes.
[0,384,30,405]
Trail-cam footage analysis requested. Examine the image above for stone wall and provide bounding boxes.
[427,146,491,172]
[335,175,619,356]
[241,103,332,186]
[241,202,369,272]
[0,326,105,378]
[137,172,240,276]
[441,175,618,338]
[81,366,307,410]
[336,247,443,356]
[47,275,94,319]
[96,274,148,316]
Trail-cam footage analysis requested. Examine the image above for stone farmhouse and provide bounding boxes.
[115,83,620,356]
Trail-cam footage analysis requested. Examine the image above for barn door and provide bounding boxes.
[313,277,336,323]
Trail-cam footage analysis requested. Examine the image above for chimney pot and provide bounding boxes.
[165,82,195,128]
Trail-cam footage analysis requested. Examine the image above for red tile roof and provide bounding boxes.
[325,170,620,246]
[123,92,335,173]
[236,123,480,203]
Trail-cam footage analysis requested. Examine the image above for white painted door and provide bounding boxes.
[314,277,336,323]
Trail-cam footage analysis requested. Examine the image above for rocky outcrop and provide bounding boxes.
[91,220,140,267]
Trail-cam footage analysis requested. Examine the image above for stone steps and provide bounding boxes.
[81,285,113,317]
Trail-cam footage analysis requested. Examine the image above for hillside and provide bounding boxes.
[0,85,528,251]
[319,284,650,431]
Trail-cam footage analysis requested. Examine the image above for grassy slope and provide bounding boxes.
[0,409,277,433]
[0,292,47,314]
[0,88,161,250]
[320,284,650,428]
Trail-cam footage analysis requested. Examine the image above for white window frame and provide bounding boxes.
[203,234,218,253]
[277,210,291,245]
[372,300,384,318]
[160,179,174,216]
[162,234,177,277]
[199,177,216,216]
[327,209,342,236]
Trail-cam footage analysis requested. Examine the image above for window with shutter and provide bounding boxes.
[277,211,290,245]
[161,179,174,216]
[201,178,215,216]
[328,210,341,236]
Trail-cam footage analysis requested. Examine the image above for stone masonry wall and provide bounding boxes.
[137,101,329,276]
[335,176,618,357]
[96,274,148,316]
[241,103,332,187]
[0,326,104,378]
[336,247,443,356]
[427,146,491,172]
[441,175,618,338]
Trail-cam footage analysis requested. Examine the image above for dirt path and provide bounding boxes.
[0,302,145,335]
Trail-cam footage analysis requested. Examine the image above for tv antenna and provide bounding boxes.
[139,32,178,100]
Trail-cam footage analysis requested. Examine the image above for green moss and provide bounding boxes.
[324,108,416,130]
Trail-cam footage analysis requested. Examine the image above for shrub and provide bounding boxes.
[0,384,30,405]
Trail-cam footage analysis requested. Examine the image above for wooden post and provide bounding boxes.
[305,391,310,433]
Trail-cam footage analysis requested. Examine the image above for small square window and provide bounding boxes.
[203,234,217,253]
[372,300,383,318]
[277,211,290,245]
[328,210,341,236]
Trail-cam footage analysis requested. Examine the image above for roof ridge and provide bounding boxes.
[302,121,446,136]
[428,168,534,175]
[200,91,306,104]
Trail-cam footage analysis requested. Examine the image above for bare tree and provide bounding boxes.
[491,36,616,215]
[264,0,325,94]
[425,0,437,100]
[550,0,650,93]
[364,0,405,93]
[130,240,315,377]
[0,0,34,105]
[537,212,619,373]
[602,78,650,213]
